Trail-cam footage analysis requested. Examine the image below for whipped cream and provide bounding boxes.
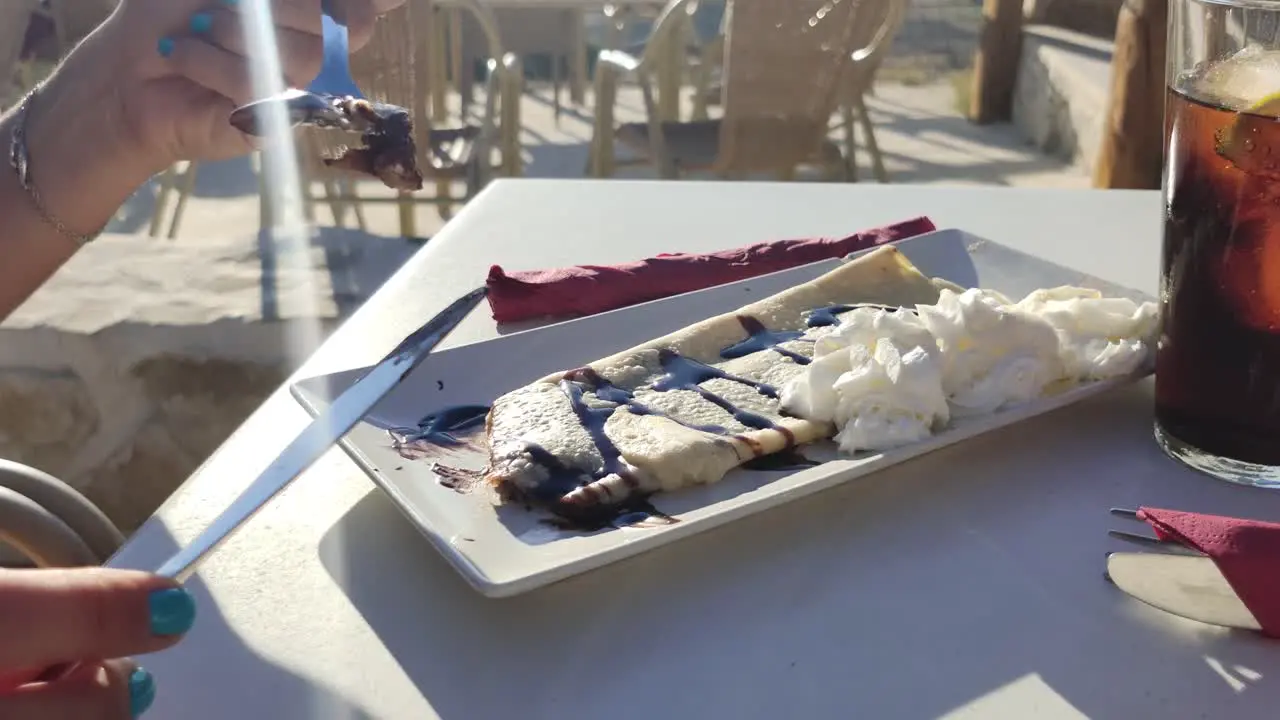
[787,308,940,424]
[916,288,1064,416]
[1013,287,1159,380]
[780,286,1157,454]
[830,338,950,453]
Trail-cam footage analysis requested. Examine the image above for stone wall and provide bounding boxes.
[1012,25,1114,176]
[1024,0,1123,39]
[0,228,406,545]
[0,344,289,532]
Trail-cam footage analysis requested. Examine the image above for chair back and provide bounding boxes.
[349,0,436,130]
[839,0,909,100]
[635,0,701,121]
[716,0,865,173]
[460,7,569,60]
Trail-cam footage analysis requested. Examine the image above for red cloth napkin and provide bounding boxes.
[1138,506,1280,637]
[485,216,938,323]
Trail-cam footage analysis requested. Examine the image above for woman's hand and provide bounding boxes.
[100,0,410,169]
[0,568,197,719]
[1,1,413,317]
[12,0,407,239]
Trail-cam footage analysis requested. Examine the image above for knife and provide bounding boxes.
[151,286,486,582]
[1106,552,1263,632]
[21,288,486,686]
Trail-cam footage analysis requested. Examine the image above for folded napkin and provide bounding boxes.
[485,216,938,323]
[1138,506,1280,638]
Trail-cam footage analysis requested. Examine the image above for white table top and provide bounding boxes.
[112,181,1280,719]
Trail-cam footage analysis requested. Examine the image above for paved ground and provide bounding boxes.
[116,78,1087,244]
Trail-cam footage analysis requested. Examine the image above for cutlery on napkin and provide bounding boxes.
[1107,507,1280,637]
[484,216,938,323]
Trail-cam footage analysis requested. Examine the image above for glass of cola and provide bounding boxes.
[1158,0,1280,486]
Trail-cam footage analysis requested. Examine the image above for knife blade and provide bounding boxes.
[1106,552,1262,632]
[151,286,486,582]
[22,289,488,686]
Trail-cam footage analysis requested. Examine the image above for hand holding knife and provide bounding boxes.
[29,287,486,686]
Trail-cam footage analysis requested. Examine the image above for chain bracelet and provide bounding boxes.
[7,88,101,247]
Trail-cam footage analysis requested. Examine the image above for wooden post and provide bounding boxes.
[1093,0,1169,189]
[969,0,1024,123]
[569,9,588,107]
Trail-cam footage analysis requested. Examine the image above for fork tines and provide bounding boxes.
[1107,507,1202,555]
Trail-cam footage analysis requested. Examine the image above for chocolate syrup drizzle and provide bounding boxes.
[721,316,811,365]
[804,303,902,327]
[408,302,907,529]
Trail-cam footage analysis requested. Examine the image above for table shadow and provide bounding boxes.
[316,381,1280,719]
[111,526,378,719]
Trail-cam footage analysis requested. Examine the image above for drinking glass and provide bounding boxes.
[1157,0,1280,486]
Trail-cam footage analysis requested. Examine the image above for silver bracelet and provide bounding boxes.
[7,88,101,247]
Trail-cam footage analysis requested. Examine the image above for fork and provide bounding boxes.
[1103,507,1262,632]
[1105,507,1203,559]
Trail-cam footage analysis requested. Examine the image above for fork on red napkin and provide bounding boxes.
[1135,507,1280,637]
[484,216,938,323]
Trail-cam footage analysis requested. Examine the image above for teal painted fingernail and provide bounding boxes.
[129,667,156,718]
[148,588,196,636]
[157,37,174,58]
[221,0,239,6]
[189,12,213,34]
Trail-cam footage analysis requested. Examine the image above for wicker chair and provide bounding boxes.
[589,0,863,181]
[832,0,908,183]
[689,0,903,181]
[329,0,522,231]
[612,0,708,123]
[453,5,582,124]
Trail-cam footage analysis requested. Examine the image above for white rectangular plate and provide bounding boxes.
[291,229,1155,597]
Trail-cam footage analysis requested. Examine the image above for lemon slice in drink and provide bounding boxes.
[1214,91,1280,177]
[1250,91,1280,114]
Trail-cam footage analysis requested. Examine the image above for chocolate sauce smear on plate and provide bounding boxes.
[395,405,490,446]
[389,405,491,484]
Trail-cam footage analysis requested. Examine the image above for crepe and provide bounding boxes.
[483,247,951,524]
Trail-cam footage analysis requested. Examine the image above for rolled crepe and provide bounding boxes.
[484,246,949,524]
